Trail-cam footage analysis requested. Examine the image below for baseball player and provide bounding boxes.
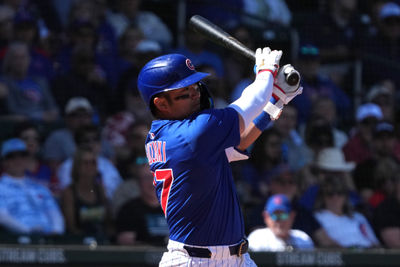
[137,48,302,266]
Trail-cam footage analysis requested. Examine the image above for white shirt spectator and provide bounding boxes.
[0,174,64,234]
[248,227,314,252]
[57,156,122,199]
[315,210,380,248]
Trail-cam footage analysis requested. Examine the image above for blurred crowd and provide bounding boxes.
[0,0,400,250]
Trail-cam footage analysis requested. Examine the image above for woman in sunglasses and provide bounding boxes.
[61,147,113,242]
[313,175,380,248]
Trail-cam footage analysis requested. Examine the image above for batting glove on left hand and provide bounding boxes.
[264,64,303,120]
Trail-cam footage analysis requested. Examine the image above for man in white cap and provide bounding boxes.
[343,103,383,164]
[42,97,114,188]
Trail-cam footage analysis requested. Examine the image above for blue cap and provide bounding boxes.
[1,138,27,157]
[265,194,291,214]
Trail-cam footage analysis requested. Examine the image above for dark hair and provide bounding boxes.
[250,127,283,170]
[13,121,39,139]
[74,124,100,146]
[314,175,353,216]
[71,146,98,184]
[304,118,334,148]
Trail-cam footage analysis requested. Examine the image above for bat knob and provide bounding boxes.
[286,71,300,86]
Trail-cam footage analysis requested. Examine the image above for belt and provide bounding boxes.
[183,239,248,258]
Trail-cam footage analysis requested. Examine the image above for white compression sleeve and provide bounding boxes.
[228,71,274,129]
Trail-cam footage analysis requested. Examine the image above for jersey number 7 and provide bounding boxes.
[153,169,174,216]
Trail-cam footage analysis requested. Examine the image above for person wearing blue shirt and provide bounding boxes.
[0,138,64,235]
[137,49,302,266]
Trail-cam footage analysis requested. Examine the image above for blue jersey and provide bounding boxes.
[145,107,244,246]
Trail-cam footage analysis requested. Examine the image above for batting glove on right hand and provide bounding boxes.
[255,47,282,77]
[264,64,303,120]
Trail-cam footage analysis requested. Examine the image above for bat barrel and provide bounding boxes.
[189,15,255,60]
[188,15,299,85]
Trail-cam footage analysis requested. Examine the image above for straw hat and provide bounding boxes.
[315,147,355,172]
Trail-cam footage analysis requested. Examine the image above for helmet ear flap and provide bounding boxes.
[198,82,214,110]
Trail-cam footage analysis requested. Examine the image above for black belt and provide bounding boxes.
[183,239,248,258]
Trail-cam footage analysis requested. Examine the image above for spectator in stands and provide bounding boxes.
[246,164,339,248]
[51,45,111,121]
[0,5,15,49]
[239,128,285,206]
[272,104,312,171]
[353,122,400,208]
[300,0,366,63]
[0,138,64,235]
[171,27,224,78]
[106,0,172,49]
[42,97,113,172]
[313,175,380,248]
[109,119,150,179]
[57,124,122,200]
[297,119,335,192]
[61,146,112,239]
[11,10,54,81]
[14,121,53,192]
[242,0,292,28]
[197,64,229,108]
[115,160,168,246]
[373,166,400,248]
[186,0,243,30]
[111,156,147,218]
[361,2,400,88]
[368,158,400,209]
[343,103,383,164]
[291,43,352,126]
[248,194,314,251]
[113,25,144,90]
[68,0,118,57]
[299,147,358,212]
[225,25,255,101]
[112,29,161,115]
[365,82,396,123]
[300,96,348,148]
[55,1,118,87]
[0,41,59,122]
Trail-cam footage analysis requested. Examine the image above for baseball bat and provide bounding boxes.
[188,15,300,86]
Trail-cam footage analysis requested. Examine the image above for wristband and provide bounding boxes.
[253,111,272,131]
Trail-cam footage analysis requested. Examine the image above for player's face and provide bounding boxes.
[163,83,201,119]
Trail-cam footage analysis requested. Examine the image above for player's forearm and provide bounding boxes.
[229,71,274,131]
[236,122,262,151]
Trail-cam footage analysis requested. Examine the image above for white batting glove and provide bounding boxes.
[264,64,303,120]
[255,47,282,77]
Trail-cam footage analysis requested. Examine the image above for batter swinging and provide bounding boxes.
[138,48,301,266]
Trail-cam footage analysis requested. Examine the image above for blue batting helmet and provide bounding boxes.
[137,54,210,107]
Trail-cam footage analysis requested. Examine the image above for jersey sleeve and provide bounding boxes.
[188,107,240,156]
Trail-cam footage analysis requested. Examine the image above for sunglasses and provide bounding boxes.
[270,212,290,221]
[325,190,346,197]
[82,159,97,166]
[5,151,28,159]
[277,179,295,186]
